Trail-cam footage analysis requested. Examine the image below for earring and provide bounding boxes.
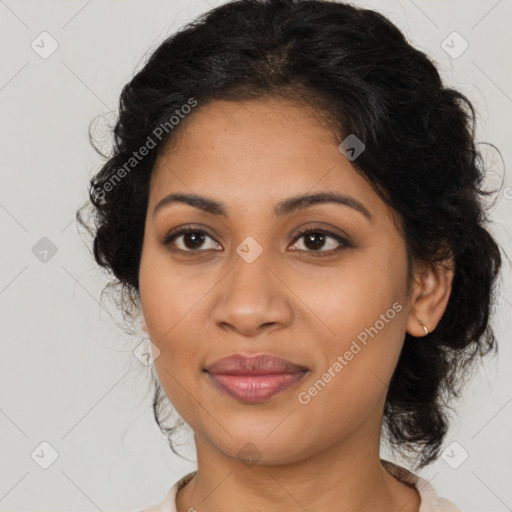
[418,319,429,336]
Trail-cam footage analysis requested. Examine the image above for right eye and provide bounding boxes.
[162,226,222,253]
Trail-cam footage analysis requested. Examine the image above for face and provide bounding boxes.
[139,98,416,466]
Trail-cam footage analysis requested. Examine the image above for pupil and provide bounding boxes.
[185,232,204,249]
[305,232,324,250]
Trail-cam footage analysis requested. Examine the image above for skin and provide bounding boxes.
[138,97,454,512]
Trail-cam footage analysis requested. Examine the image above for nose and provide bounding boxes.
[211,248,294,338]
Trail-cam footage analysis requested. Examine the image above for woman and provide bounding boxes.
[78,0,502,510]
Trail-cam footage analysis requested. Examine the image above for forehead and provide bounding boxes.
[154,97,337,168]
[149,98,384,220]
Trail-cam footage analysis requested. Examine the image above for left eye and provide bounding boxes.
[290,229,349,253]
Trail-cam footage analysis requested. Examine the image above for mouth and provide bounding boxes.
[204,354,308,403]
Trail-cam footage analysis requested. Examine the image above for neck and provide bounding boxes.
[175,422,420,512]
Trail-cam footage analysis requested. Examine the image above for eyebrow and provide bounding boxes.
[153,191,373,221]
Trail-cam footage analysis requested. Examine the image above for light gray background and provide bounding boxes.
[1,0,511,511]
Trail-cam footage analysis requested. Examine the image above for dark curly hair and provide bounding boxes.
[77,0,503,469]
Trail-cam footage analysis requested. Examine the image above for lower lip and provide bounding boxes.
[206,372,307,403]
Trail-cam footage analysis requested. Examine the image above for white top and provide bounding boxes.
[139,459,461,512]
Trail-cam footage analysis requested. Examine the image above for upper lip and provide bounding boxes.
[204,354,308,375]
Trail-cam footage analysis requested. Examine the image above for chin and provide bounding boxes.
[200,423,318,467]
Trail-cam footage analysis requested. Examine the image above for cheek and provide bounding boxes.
[292,277,407,448]
[291,247,408,343]
[138,247,211,415]
[139,243,208,342]
[295,247,409,394]
[140,257,207,422]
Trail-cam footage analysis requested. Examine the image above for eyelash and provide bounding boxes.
[162,224,351,257]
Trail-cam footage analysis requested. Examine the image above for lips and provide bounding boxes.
[205,354,307,375]
[204,354,308,403]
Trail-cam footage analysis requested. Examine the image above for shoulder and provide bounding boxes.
[381,459,462,512]
[138,472,196,512]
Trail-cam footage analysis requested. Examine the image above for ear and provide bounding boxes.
[406,256,454,337]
